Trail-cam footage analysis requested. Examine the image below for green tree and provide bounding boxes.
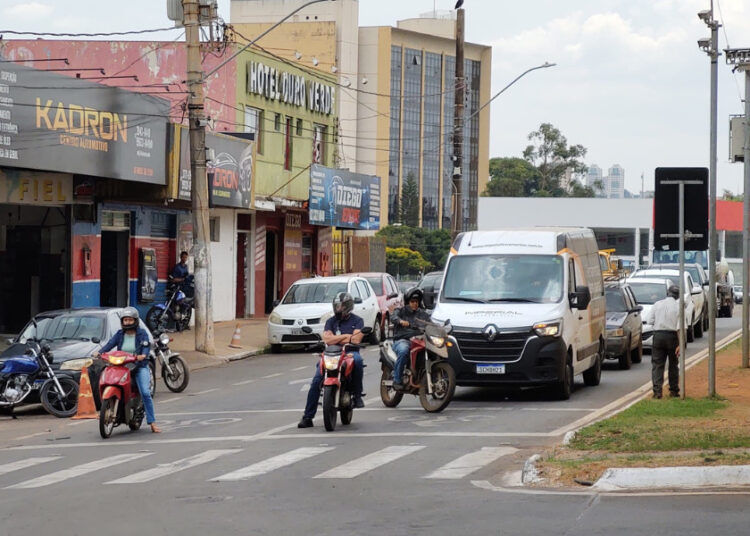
[482,157,538,197]
[386,247,430,276]
[400,173,420,227]
[376,225,452,271]
[522,123,587,196]
[723,189,743,201]
[567,179,598,198]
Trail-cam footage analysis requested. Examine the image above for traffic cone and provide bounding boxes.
[71,366,97,420]
[229,324,243,349]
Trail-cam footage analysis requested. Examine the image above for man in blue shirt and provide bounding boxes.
[172,251,190,283]
[298,292,365,428]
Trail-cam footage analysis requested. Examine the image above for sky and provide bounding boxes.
[2,0,749,196]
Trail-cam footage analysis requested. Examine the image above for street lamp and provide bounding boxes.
[697,2,720,396]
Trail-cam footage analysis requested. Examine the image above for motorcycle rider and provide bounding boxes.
[391,287,432,391]
[298,292,365,428]
[96,307,161,433]
[172,251,190,284]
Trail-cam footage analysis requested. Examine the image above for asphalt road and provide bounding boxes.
[0,312,747,536]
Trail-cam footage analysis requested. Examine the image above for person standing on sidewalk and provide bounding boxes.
[644,285,681,399]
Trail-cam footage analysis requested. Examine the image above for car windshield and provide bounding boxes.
[442,255,564,304]
[364,277,384,296]
[18,314,105,342]
[605,290,628,312]
[419,274,442,289]
[282,282,348,304]
[629,283,666,304]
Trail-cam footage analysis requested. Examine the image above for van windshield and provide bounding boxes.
[441,255,564,304]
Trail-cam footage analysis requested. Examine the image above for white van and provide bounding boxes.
[431,227,605,399]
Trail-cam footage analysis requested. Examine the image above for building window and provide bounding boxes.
[312,124,326,165]
[244,106,262,154]
[284,116,293,170]
[302,233,313,277]
[296,118,303,136]
[274,113,281,131]
[209,217,220,242]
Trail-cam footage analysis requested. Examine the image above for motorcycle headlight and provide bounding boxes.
[269,312,282,325]
[427,335,445,348]
[607,328,625,337]
[323,355,341,370]
[159,333,171,345]
[60,358,94,370]
[107,355,126,366]
[533,320,561,337]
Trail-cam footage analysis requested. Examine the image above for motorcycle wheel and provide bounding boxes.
[379,368,403,408]
[129,403,144,431]
[40,377,79,418]
[162,355,190,393]
[99,398,116,439]
[145,306,165,333]
[418,362,456,413]
[180,307,192,331]
[340,391,353,425]
[322,385,337,432]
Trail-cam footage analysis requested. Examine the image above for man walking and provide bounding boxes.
[644,284,681,398]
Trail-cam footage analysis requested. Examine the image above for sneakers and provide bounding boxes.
[354,396,365,409]
[297,417,313,428]
[668,391,680,398]
[652,391,663,399]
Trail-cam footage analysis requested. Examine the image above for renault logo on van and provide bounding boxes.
[483,324,499,342]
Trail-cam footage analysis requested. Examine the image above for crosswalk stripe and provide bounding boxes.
[211,447,335,482]
[423,447,516,479]
[105,449,241,485]
[5,453,152,489]
[0,457,61,477]
[313,445,425,479]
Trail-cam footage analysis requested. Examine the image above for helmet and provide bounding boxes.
[332,292,354,319]
[667,285,680,299]
[404,287,424,307]
[120,307,140,329]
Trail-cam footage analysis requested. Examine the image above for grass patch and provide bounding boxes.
[570,397,750,452]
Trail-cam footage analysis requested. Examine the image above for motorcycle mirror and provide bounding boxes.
[301,326,313,334]
[46,352,54,363]
[41,344,51,353]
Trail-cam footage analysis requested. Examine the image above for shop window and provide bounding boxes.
[296,118,303,136]
[244,106,262,154]
[313,124,326,165]
[302,233,313,277]
[274,113,281,131]
[210,217,220,242]
[284,116,294,171]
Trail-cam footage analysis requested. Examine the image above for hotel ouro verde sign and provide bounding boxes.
[247,61,335,116]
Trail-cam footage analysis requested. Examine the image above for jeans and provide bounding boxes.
[133,365,156,424]
[392,339,411,384]
[652,331,679,395]
[303,351,363,420]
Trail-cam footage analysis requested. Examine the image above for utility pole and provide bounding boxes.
[184,0,214,354]
[451,7,465,239]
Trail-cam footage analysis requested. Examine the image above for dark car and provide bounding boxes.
[604,284,643,370]
[417,271,443,310]
[1,308,154,408]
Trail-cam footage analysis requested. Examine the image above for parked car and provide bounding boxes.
[1,308,154,409]
[351,272,404,340]
[267,275,380,353]
[734,285,743,304]
[417,271,443,310]
[604,284,643,369]
[626,277,693,350]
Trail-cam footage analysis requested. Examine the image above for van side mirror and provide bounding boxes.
[569,286,591,310]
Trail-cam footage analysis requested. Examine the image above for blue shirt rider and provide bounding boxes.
[298,292,365,428]
[172,251,190,283]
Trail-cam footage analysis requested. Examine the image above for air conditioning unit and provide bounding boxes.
[730,115,745,163]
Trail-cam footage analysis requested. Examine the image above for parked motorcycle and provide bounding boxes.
[145,274,194,333]
[303,326,372,432]
[0,339,79,418]
[151,329,190,393]
[98,347,147,439]
[379,320,456,413]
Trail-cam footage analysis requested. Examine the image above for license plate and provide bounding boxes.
[291,328,305,336]
[476,364,505,375]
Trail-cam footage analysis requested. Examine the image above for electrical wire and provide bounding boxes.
[715,0,744,106]
[0,27,181,38]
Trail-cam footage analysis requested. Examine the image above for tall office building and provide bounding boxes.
[606,164,625,199]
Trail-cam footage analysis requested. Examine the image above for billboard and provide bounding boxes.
[654,167,708,251]
[0,63,169,184]
[309,164,380,230]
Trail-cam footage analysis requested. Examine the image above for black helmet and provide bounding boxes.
[333,292,354,319]
[404,287,424,307]
[120,307,139,329]
[667,285,680,299]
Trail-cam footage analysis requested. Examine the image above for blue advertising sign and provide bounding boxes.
[309,164,380,230]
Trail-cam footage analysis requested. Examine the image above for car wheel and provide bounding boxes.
[369,316,381,345]
[694,312,704,338]
[686,320,694,343]
[702,308,709,331]
[583,341,603,387]
[631,341,643,364]
[618,337,632,370]
[270,344,282,354]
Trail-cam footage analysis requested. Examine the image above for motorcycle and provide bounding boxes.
[303,325,372,432]
[98,345,148,439]
[0,339,79,418]
[379,319,456,413]
[151,329,190,393]
[145,274,194,333]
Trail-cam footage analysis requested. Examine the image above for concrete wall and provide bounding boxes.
[210,208,238,322]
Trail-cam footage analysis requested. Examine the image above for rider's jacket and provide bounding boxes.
[391,306,431,340]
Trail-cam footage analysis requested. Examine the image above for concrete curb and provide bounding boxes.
[521,454,543,485]
[226,348,263,362]
[592,465,750,491]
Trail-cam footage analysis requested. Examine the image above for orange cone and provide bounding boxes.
[72,367,97,420]
[229,324,243,349]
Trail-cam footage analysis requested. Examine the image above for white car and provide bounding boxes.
[267,275,380,353]
[626,277,695,350]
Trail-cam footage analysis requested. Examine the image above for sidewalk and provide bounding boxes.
[168,317,269,371]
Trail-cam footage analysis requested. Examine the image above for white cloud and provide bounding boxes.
[4,2,54,19]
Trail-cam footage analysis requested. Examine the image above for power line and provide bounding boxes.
[0,27,181,38]
[715,0,744,106]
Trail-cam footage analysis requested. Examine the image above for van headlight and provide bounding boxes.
[60,358,94,370]
[269,312,282,325]
[427,335,445,348]
[533,320,561,337]
[323,355,340,370]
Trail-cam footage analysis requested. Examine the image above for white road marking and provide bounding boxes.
[14,432,49,440]
[424,447,516,479]
[232,379,255,386]
[160,397,183,404]
[291,366,308,371]
[300,384,310,392]
[5,453,152,489]
[260,373,282,379]
[288,378,310,385]
[191,388,219,396]
[67,420,89,426]
[105,449,241,485]
[313,445,425,479]
[0,457,61,476]
[211,447,335,482]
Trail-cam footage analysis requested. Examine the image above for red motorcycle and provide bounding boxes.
[304,326,372,432]
[98,350,146,439]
